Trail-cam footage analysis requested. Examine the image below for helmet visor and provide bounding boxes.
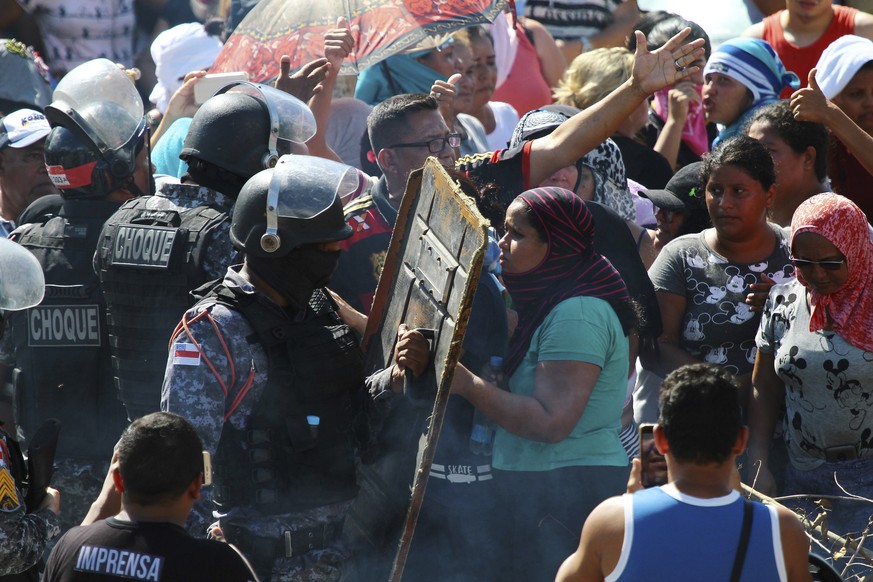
[270,155,358,218]
[0,238,44,310]
[220,82,316,145]
[261,155,357,251]
[51,58,144,152]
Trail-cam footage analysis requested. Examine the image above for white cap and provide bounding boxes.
[0,108,50,149]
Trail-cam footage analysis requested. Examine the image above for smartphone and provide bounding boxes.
[194,72,249,104]
[639,423,668,488]
[202,450,213,486]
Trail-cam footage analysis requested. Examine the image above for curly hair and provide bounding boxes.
[659,363,742,465]
[553,47,634,110]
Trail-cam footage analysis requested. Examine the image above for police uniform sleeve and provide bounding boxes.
[161,302,259,456]
[0,449,60,575]
[161,302,264,535]
[201,222,240,281]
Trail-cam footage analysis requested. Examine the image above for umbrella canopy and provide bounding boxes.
[211,0,508,82]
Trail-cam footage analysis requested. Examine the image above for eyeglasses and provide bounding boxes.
[789,256,846,271]
[387,133,461,154]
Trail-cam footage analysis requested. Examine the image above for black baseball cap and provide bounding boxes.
[640,161,705,212]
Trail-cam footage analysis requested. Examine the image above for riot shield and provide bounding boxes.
[341,159,488,581]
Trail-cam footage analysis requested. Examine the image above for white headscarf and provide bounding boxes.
[149,22,223,113]
[815,35,873,100]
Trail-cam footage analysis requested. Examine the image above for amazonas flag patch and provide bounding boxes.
[0,444,19,511]
[173,342,201,366]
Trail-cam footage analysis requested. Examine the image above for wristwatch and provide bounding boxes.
[579,35,592,52]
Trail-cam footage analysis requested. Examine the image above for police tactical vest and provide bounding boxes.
[95,195,230,420]
[207,285,365,513]
[9,199,127,460]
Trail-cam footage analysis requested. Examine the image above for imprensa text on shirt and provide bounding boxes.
[74,545,163,580]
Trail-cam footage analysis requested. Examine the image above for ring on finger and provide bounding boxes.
[674,58,683,72]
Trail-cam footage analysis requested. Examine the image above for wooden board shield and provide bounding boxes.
[340,159,488,581]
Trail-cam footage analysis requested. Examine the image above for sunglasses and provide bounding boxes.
[789,256,846,271]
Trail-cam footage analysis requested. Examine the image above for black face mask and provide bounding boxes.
[248,246,341,310]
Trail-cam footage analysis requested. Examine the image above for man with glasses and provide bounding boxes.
[332,93,459,314]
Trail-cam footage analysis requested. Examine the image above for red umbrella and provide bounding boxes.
[211,0,509,82]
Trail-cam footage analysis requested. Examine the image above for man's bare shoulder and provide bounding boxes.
[556,495,627,582]
[774,505,813,582]
[854,10,873,40]
[587,495,626,534]
[742,21,766,38]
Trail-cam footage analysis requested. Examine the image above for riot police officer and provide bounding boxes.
[161,155,429,581]
[0,237,61,579]
[0,58,148,534]
[95,82,316,421]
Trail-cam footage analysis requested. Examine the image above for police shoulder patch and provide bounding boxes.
[0,447,20,511]
[173,342,202,366]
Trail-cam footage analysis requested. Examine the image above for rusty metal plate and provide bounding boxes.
[341,159,488,581]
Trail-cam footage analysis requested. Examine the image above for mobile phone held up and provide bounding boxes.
[194,72,250,105]
[639,423,668,488]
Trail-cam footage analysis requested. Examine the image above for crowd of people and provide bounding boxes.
[2,0,873,580]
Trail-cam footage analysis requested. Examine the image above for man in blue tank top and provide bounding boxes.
[556,363,812,582]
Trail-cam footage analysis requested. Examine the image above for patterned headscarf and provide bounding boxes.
[502,187,628,374]
[791,193,873,351]
[580,139,636,222]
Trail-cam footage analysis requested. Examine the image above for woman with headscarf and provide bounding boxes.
[791,34,873,223]
[630,13,714,171]
[354,42,457,106]
[452,187,637,582]
[749,193,873,548]
[355,38,488,156]
[703,37,799,147]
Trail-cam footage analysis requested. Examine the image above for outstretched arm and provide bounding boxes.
[452,359,601,443]
[528,28,705,187]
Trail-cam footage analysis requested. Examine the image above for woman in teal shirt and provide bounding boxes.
[452,187,636,582]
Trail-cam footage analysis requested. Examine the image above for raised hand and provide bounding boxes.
[430,73,462,125]
[324,17,355,69]
[790,68,836,125]
[667,80,701,124]
[631,28,706,96]
[274,55,330,102]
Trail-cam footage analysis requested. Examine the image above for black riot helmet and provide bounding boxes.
[44,125,127,198]
[230,155,355,258]
[44,58,149,199]
[180,82,316,193]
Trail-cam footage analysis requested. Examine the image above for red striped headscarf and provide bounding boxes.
[791,193,873,352]
[502,187,629,374]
